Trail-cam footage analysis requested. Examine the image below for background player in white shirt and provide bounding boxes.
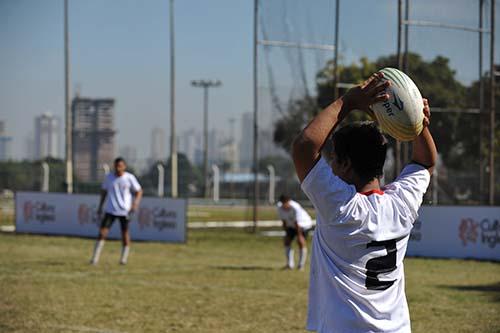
[292,72,437,332]
[277,194,314,270]
[90,157,143,265]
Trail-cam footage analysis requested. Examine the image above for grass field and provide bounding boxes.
[0,229,499,333]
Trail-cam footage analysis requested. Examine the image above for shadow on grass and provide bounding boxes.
[439,282,500,302]
[212,265,276,271]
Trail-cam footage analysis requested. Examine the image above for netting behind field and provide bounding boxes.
[404,0,496,204]
[252,0,499,210]
[254,0,337,209]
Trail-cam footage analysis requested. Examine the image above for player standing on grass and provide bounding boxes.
[277,194,314,270]
[90,157,143,265]
[293,72,436,332]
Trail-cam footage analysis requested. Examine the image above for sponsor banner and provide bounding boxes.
[15,191,186,243]
[408,206,500,261]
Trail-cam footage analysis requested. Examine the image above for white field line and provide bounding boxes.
[189,220,316,229]
[0,221,315,232]
[49,324,126,333]
[189,220,281,228]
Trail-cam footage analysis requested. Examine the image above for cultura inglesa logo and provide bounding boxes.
[138,207,177,231]
[459,218,499,248]
[23,200,56,224]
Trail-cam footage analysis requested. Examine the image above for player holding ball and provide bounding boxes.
[293,72,436,332]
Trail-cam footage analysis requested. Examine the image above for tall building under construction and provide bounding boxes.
[72,97,116,182]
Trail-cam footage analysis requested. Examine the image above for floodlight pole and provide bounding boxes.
[489,0,496,205]
[252,0,259,233]
[64,0,73,193]
[191,80,221,199]
[169,0,178,198]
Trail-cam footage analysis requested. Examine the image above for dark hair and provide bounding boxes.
[278,194,291,203]
[331,122,387,182]
[114,157,126,165]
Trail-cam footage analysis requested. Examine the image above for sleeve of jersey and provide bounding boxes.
[130,175,142,192]
[391,164,431,218]
[300,157,356,224]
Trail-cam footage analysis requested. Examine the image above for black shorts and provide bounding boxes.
[285,227,310,240]
[100,213,130,231]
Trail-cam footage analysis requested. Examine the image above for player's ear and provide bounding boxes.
[340,158,352,173]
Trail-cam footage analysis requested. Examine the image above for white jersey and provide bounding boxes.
[301,157,430,333]
[102,172,142,216]
[277,200,314,229]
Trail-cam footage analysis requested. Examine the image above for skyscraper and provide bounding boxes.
[119,145,138,168]
[35,113,60,159]
[0,121,12,161]
[178,129,202,165]
[150,127,166,162]
[72,97,116,182]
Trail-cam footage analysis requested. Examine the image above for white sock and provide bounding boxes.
[91,240,105,264]
[285,246,294,268]
[298,248,308,269]
[120,245,130,264]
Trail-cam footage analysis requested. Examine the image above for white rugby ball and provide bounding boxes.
[371,67,424,141]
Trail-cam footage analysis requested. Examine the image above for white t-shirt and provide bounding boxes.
[301,157,430,333]
[102,172,142,216]
[277,200,314,229]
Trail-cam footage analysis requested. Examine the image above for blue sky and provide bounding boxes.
[1,0,499,161]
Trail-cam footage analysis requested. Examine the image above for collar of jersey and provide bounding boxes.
[359,189,385,196]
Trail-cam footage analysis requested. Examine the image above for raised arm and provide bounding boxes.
[411,98,437,175]
[292,73,390,182]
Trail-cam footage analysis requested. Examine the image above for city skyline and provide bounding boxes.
[1,0,499,161]
[35,112,60,160]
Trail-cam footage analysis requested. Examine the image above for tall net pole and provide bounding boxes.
[169,0,178,198]
[489,0,496,205]
[395,0,403,174]
[64,0,73,194]
[252,0,259,233]
[203,86,209,199]
[333,0,340,100]
[479,0,485,203]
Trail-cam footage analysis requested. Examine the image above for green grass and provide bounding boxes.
[0,230,499,333]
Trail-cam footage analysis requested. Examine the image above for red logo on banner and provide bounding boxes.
[78,204,90,225]
[138,207,152,230]
[23,201,34,223]
[459,218,479,246]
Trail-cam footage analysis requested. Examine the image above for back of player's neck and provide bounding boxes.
[356,178,380,193]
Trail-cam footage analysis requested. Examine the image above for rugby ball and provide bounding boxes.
[371,67,424,141]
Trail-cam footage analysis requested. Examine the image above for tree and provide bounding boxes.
[274,53,472,168]
[139,153,202,197]
[0,158,66,192]
[273,53,500,203]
